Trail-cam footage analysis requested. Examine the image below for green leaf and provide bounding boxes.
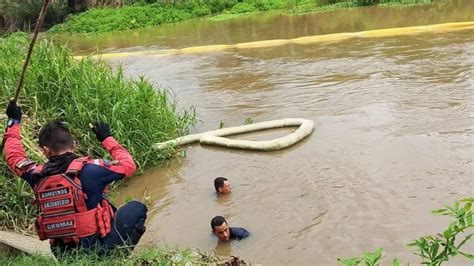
[432,208,448,215]
[460,217,466,228]
[429,242,440,259]
[363,248,383,266]
[124,195,134,203]
[457,233,473,249]
[392,257,400,266]
[454,201,460,211]
[443,229,452,239]
[460,198,474,203]
[464,202,472,212]
[446,241,458,256]
[458,251,474,260]
[337,257,362,266]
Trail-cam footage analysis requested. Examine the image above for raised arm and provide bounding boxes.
[3,101,37,178]
[91,122,136,177]
[4,124,37,177]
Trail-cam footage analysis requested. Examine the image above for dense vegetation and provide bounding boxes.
[1,0,433,34]
[50,0,432,33]
[0,33,195,230]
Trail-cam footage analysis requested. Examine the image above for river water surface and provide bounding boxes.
[62,1,473,264]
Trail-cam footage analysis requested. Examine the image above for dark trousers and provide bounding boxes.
[52,200,147,258]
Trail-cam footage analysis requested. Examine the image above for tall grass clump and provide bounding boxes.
[0,33,195,230]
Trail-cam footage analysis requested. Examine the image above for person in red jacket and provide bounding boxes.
[3,101,147,257]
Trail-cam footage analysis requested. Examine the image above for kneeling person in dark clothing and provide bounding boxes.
[211,216,249,241]
[3,101,147,257]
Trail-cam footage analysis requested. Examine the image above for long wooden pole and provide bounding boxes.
[1,0,51,153]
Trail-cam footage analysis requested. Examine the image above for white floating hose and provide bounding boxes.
[154,118,314,151]
[0,231,54,257]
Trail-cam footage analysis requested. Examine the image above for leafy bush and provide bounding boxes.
[45,0,433,33]
[254,0,286,11]
[49,4,199,33]
[408,199,474,264]
[350,0,380,6]
[204,0,238,13]
[338,198,474,265]
[190,4,213,16]
[230,2,258,13]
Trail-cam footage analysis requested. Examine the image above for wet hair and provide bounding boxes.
[214,177,228,192]
[38,121,74,152]
[211,216,227,231]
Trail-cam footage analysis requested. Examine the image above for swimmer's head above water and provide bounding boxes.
[211,216,249,242]
[214,177,231,194]
[211,216,231,241]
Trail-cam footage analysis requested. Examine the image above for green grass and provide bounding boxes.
[0,33,196,230]
[49,0,433,34]
[378,0,432,6]
[48,1,228,34]
[0,246,218,265]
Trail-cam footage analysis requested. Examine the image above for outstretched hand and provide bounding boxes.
[6,100,22,121]
[90,122,112,142]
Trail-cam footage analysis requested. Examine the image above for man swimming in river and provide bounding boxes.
[214,177,232,194]
[211,216,249,241]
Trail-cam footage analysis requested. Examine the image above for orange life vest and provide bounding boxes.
[32,157,113,243]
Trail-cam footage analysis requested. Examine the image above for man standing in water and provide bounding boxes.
[3,101,147,257]
[214,177,232,194]
[211,216,249,241]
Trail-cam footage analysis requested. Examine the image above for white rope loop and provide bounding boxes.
[154,118,315,151]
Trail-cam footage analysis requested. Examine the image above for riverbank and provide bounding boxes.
[49,0,432,34]
[0,246,221,265]
[0,31,216,263]
[0,33,195,231]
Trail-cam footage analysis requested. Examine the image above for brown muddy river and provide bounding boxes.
[61,1,473,264]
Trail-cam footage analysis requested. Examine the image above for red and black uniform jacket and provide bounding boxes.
[4,124,136,222]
